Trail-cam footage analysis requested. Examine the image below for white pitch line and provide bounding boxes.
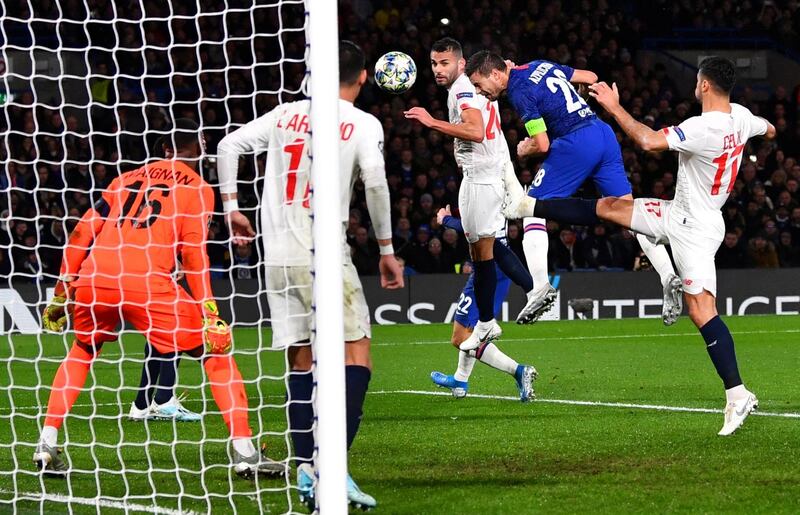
[0,489,200,515]
[371,389,800,419]
[373,328,800,347]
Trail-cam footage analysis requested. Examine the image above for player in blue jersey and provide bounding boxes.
[429,204,537,402]
[465,51,683,326]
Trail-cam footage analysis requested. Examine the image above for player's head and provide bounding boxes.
[696,56,736,100]
[430,37,464,88]
[165,118,205,166]
[340,40,367,90]
[465,50,508,101]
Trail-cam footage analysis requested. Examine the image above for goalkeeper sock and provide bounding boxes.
[44,341,98,429]
[473,259,497,323]
[469,342,518,375]
[287,371,314,465]
[154,354,179,406]
[135,343,161,410]
[345,365,371,450]
[40,425,58,447]
[454,351,476,382]
[494,239,533,293]
[232,438,256,457]
[203,355,252,438]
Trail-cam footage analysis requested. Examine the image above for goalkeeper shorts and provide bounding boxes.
[71,285,204,354]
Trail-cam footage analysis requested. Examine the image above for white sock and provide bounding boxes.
[523,217,550,292]
[635,233,675,287]
[725,384,748,403]
[454,351,476,382]
[232,438,256,457]
[40,425,58,447]
[470,343,518,375]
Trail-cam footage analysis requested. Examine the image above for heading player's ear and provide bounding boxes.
[358,68,367,87]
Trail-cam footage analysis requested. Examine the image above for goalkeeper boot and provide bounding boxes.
[33,442,68,477]
[662,273,683,326]
[128,402,151,422]
[516,285,557,324]
[459,319,502,352]
[514,364,538,403]
[296,462,316,510]
[150,394,201,422]
[430,371,468,399]
[233,444,286,479]
[347,474,377,511]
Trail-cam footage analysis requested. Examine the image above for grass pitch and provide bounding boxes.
[0,315,798,513]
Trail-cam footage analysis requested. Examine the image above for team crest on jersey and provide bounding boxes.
[456,92,473,99]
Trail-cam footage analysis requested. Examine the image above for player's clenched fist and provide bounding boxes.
[588,81,621,111]
[202,301,232,354]
[403,107,435,127]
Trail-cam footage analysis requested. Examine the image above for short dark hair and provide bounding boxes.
[465,50,506,78]
[698,56,736,94]
[165,118,201,152]
[339,40,365,85]
[431,37,462,58]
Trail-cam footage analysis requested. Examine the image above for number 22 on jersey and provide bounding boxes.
[283,137,310,208]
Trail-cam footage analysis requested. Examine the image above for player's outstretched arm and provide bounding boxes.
[570,69,599,85]
[589,81,669,152]
[404,106,484,143]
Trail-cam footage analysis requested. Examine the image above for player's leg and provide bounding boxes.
[672,233,757,435]
[594,123,681,324]
[132,288,282,477]
[459,182,502,351]
[35,286,119,474]
[149,349,201,422]
[342,261,377,510]
[130,342,160,420]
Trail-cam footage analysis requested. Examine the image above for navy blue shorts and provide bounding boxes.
[454,265,512,329]
[528,119,632,199]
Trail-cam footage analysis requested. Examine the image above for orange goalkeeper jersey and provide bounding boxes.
[72,159,215,297]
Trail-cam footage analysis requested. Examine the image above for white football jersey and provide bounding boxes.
[447,73,509,182]
[218,99,384,266]
[663,103,768,221]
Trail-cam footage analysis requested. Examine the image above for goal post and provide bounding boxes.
[306,0,349,512]
[0,0,348,512]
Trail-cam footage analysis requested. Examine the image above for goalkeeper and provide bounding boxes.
[37,119,281,478]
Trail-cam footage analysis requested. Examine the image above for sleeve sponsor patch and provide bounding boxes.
[673,126,686,142]
[456,92,473,99]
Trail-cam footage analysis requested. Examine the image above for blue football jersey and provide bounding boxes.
[507,60,596,140]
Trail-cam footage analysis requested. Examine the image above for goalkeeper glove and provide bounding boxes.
[42,294,68,332]
[203,301,232,354]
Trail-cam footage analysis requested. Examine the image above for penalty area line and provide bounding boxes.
[0,489,201,515]
[371,389,800,420]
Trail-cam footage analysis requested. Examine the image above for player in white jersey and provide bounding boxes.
[404,38,541,355]
[216,41,403,510]
[508,56,776,436]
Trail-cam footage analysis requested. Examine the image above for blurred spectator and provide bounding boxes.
[582,224,617,270]
[232,243,256,280]
[350,226,380,275]
[441,227,469,265]
[747,233,779,268]
[777,231,800,267]
[553,228,586,271]
[717,231,748,269]
[417,237,454,274]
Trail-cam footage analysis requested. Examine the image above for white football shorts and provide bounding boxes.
[631,198,724,296]
[266,256,371,348]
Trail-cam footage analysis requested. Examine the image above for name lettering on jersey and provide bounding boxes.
[276,112,355,142]
[133,166,196,185]
[528,62,554,85]
[722,132,742,151]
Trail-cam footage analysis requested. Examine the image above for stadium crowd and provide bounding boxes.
[2,0,800,283]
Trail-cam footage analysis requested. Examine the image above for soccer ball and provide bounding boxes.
[374,51,417,94]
